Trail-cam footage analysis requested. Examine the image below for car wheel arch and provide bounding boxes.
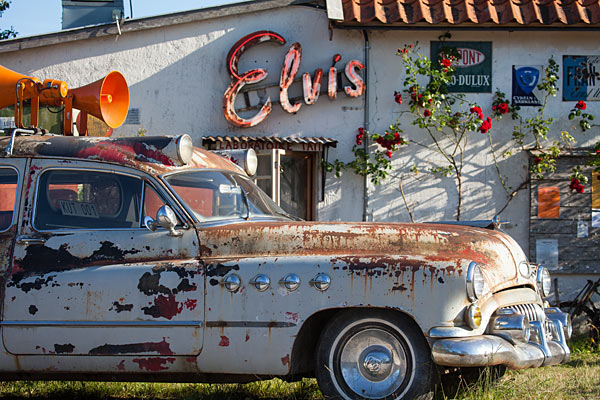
[289,306,427,377]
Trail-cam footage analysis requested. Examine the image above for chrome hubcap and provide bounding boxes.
[361,347,392,380]
[339,328,408,398]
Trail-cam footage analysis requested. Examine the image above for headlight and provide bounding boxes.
[466,304,482,329]
[536,266,552,297]
[466,261,487,302]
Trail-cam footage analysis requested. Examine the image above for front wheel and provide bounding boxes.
[315,310,433,400]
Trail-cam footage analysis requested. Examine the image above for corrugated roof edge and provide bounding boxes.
[0,0,322,54]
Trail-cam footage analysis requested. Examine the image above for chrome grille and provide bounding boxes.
[503,303,545,322]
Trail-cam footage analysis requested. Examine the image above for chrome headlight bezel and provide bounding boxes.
[536,266,552,298]
[466,261,488,302]
[518,261,532,278]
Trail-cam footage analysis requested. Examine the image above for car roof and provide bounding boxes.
[0,134,244,176]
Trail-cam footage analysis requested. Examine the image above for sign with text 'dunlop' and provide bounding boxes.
[430,41,492,93]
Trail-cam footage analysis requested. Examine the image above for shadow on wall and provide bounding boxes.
[368,136,530,226]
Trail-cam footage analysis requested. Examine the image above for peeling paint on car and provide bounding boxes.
[89,338,173,355]
[142,294,183,320]
[132,357,176,371]
[110,301,133,313]
[54,344,75,354]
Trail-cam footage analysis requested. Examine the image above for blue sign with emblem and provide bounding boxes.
[512,66,541,106]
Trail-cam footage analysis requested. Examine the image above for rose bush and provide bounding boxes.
[325,43,598,220]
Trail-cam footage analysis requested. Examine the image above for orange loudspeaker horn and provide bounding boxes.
[70,71,129,136]
[0,65,43,128]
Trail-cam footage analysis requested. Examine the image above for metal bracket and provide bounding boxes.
[4,128,36,156]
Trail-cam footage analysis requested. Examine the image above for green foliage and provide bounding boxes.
[570,335,600,355]
[0,0,17,40]
[493,59,598,185]
[328,43,599,217]
[323,131,402,185]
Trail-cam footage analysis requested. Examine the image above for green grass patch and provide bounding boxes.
[0,338,598,399]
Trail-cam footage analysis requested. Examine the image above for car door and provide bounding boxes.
[3,159,203,358]
[0,159,26,320]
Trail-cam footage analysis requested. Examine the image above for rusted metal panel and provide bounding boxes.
[197,254,471,375]
[194,220,538,375]
[197,221,521,288]
[0,136,241,176]
[2,157,204,365]
[3,261,203,357]
[0,354,199,375]
[279,43,302,114]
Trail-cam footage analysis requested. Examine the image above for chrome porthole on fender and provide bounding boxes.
[279,273,301,292]
[310,273,331,292]
[249,274,271,292]
[221,274,241,292]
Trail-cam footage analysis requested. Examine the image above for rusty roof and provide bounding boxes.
[202,135,338,147]
[0,135,242,175]
[337,0,600,26]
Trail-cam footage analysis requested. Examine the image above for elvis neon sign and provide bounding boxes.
[223,30,365,128]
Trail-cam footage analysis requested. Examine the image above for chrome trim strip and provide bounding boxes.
[196,216,290,228]
[0,320,202,327]
[204,321,296,328]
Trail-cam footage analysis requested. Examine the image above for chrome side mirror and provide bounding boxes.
[144,205,183,237]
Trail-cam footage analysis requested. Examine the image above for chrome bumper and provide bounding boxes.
[431,307,571,370]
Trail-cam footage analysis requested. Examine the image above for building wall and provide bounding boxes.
[1,5,599,262]
[365,30,599,252]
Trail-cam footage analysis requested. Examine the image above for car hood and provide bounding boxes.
[197,221,524,289]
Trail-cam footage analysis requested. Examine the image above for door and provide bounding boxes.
[0,159,26,322]
[3,159,203,358]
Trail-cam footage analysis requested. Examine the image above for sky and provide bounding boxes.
[1,0,244,38]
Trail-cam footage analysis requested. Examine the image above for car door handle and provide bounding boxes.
[16,236,46,246]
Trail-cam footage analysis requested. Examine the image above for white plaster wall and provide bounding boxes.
[2,7,599,254]
[0,6,366,222]
[366,30,600,251]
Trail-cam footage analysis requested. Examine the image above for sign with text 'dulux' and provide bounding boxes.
[430,41,492,93]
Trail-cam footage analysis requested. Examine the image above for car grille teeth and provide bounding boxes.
[504,303,545,323]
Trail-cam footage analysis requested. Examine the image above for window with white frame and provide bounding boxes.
[255,149,314,220]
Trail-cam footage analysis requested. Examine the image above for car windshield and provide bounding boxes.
[164,170,296,222]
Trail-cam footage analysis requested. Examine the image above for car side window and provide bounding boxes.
[34,170,143,231]
[143,182,171,220]
[0,168,18,231]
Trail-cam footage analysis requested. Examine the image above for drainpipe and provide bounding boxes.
[362,29,370,222]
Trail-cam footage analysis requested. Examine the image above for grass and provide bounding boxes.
[0,338,598,399]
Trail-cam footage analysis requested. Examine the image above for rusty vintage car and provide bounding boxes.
[0,130,571,399]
